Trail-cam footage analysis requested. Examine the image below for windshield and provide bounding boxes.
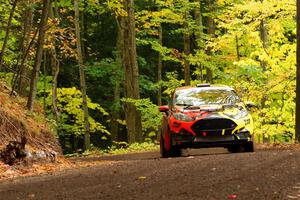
[174,88,241,106]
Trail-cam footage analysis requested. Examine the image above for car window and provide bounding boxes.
[175,88,241,106]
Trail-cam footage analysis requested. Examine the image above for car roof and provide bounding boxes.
[175,85,234,91]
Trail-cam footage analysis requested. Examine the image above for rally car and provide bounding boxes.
[159,84,255,157]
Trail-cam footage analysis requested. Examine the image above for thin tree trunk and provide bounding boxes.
[194,0,203,82]
[43,51,47,114]
[236,35,240,61]
[295,0,300,143]
[53,0,59,17]
[183,12,191,86]
[74,0,90,150]
[120,0,143,144]
[110,77,120,142]
[80,4,87,61]
[11,29,37,96]
[0,0,18,70]
[259,0,268,110]
[51,52,60,121]
[194,0,203,48]
[17,1,34,96]
[260,19,268,72]
[110,22,122,142]
[157,24,162,106]
[26,0,51,111]
[10,1,31,92]
[205,0,215,83]
[49,5,60,122]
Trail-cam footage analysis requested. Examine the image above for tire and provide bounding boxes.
[243,141,254,152]
[160,136,168,158]
[227,145,241,153]
[160,132,181,158]
[227,142,254,153]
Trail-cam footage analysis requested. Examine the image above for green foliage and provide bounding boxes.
[121,98,162,139]
[44,87,110,139]
[160,72,184,96]
[107,142,159,155]
[85,57,122,83]
[0,0,20,68]
[37,75,53,96]
[65,142,159,157]
[210,0,296,143]
[0,72,14,85]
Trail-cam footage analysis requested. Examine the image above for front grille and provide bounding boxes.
[191,118,237,137]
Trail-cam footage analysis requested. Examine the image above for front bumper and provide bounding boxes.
[171,130,252,149]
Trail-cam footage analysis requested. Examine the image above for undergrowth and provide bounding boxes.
[65,142,159,157]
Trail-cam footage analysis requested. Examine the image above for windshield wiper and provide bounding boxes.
[176,103,193,107]
[176,103,200,110]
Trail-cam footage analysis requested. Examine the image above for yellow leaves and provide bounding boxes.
[116,119,126,126]
[51,87,110,136]
[44,12,77,59]
[59,8,67,14]
[106,0,127,17]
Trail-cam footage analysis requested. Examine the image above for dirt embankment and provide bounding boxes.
[0,81,61,167]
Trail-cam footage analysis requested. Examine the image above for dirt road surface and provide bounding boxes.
[1,148,300,200]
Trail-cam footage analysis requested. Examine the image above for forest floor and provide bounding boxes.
[1,146,300,200]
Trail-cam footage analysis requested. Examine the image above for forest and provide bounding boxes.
[0,0,298,154]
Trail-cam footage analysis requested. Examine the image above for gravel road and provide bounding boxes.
[1,148,300,200]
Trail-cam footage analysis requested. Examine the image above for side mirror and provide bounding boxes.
[245,101,256,110]
[159,105,169,113]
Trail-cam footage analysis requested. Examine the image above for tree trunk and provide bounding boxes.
[183,12,191,86]
[259,0,268,109]
[194,0,204,81]
[13,29,37,96]
[10,0,35,97]
[295,0,300,143]
[43,51,47,113]
[17,2,33,96]
[0,0,18,70]
[110,77,121,142]
[236,35,240,61]
[260,18,268,72]
[80,4,88,61]
[194,0,203,48]
[49,5,60,122]
[74,0,90,150]
[205,0,215,83]
[51,51,60,121]
[119,0,143,144]
[110,23,122,142]
[157,24,163,106]
[26,0,51,111]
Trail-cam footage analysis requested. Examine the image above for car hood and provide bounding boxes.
[176,104,245,119]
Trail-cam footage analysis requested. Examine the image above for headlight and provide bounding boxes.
[173,113,194,122]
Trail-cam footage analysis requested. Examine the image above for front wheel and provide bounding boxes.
[160,131,181,158]
[243,141,254,152]
[227,142,255,153]
[227,145,241,153]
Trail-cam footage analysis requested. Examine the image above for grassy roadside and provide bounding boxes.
[65,142,160,158]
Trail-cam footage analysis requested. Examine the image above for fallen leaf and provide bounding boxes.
[228,194,237,199]
[138,176,147,180]
[28,193,35,198]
